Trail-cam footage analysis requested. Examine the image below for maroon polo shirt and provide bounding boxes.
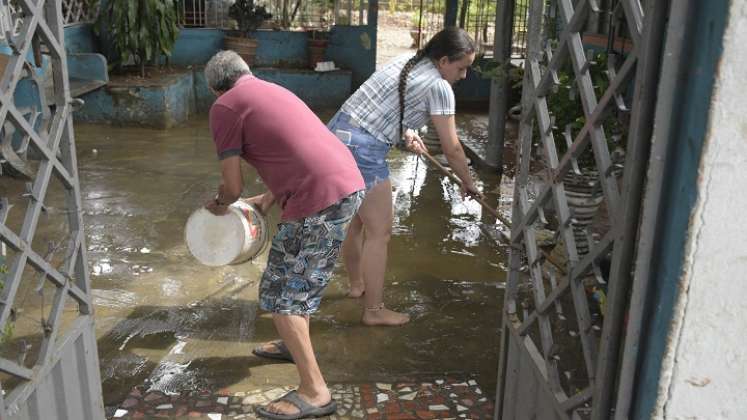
[209,75,364,221]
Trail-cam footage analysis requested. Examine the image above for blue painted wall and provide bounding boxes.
[75,71,196,128]
[170,28,225,66]
[90,23,375,91]
[327,24,377,88]
[252,30,309,68]
[192,69,216,114]
[193,66,352,112]
[632,2,729,418]
[67,53,108,83]
[164,72,197,124]
[64,23,98,54]
[0,44,39,111]
[253,68,352,107]
[62,24,108,90]
[172,27,375,88]
[55,0,380,113]
[76,66,351,126]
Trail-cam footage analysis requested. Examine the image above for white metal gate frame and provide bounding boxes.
[0,0,104,418]
[495,0,669,418]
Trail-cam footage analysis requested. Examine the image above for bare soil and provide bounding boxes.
[376,11,418,67]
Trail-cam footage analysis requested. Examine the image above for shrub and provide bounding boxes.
[96,0,180,77]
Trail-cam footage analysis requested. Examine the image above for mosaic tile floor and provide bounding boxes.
[110,378,494,419]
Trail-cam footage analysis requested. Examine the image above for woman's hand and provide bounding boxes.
[430,115,482,201]
[460,181,481,200]
[404,129,428,155]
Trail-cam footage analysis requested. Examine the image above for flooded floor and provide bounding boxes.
[68,110,508,408]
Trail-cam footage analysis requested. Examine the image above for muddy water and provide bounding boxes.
[71,110,508,407]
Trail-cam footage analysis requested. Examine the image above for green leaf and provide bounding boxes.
[100,0,180,72]
[128,0,137,28]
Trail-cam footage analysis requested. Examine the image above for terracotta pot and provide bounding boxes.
[308,38,328,68]
[582,33,633,53]
[224,36,259,67]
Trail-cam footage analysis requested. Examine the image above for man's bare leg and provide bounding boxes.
[262,314,331,415]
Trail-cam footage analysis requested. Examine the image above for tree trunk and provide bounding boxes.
[290,0,303,24]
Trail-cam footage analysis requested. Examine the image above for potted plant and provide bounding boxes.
[307,29,330,69]
[225,0,273,66]
[544,53,627,256]
[95,0,180,77]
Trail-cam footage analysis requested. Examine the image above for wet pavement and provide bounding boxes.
[62,109,509,416]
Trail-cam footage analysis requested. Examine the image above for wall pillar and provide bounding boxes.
[485,0,515,171]
[647,0,747,417]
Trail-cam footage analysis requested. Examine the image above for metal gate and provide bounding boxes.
[0,0,104,418]
[495,0,669,418]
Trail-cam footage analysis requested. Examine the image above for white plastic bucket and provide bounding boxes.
[185,200,269,266]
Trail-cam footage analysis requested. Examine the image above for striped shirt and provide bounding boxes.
[340,54,455,146]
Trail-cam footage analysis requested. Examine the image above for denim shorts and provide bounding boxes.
[327,112,392,190]
[259,190,364,315]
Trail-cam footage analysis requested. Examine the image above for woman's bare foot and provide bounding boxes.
[346,281,365,298]
[362,304,410,326]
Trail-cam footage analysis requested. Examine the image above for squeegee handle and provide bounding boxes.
[420,150,511,227]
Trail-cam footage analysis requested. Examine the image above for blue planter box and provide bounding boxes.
[75,67,353,128]
[75,70,196,128]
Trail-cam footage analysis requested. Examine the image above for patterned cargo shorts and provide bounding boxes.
[259,190,364,315]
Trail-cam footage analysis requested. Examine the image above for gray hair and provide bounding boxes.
[205,50,252,92]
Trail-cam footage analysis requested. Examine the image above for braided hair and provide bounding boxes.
[397,27,476,142]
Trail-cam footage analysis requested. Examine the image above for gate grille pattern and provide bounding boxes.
[0,0,103,418]
[497,0,656,418]
[61,0,98,26]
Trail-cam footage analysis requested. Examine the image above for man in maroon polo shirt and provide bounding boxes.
[204,50,364,419]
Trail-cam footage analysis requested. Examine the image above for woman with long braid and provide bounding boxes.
[327,27,479,326]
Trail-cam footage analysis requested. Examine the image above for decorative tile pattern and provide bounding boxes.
[108,378,493,419]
